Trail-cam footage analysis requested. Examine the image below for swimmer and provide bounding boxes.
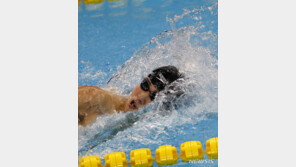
[78,65,182,126]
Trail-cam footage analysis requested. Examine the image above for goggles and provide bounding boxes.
[140,77,158,101]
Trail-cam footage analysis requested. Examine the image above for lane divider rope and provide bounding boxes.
[79,137,218,167]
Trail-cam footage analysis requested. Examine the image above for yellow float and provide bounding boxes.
[205,137,218,159]
[79,156,102,167]
[105,152,128,167]
[155,145,178,166]
[130,148,153,167]
[180,141,204,162]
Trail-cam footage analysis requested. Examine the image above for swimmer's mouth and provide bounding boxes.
[129,100,138,110]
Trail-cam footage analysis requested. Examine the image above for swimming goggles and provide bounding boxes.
[140,77,157,101]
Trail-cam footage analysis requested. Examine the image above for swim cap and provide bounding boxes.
[148,65,182,91]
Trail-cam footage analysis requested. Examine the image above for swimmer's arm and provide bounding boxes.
[78,86,113,115]
[78,86,116,126]
[78,86,129,126]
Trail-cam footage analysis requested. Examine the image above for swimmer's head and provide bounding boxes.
[127,65,182,111]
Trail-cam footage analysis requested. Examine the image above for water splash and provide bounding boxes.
[79,4,218,161]
[79,61,107,86]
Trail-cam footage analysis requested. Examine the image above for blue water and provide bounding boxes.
[79,0,217,86]
[79,0,218,166]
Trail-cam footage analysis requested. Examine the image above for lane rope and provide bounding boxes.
[79,137,218,167]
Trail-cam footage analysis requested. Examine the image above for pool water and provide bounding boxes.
[79,0,218,166]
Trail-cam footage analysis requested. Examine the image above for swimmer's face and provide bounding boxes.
[127,78,158,111]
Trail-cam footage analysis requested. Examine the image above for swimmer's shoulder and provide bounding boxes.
[78,86,116,104]
[78,86,112,111]
[78,85,106,94]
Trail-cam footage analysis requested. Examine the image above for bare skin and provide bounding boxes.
[78,86,128,126]
[78,78,158,126]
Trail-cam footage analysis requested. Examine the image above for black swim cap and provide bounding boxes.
[148,65,182,91]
